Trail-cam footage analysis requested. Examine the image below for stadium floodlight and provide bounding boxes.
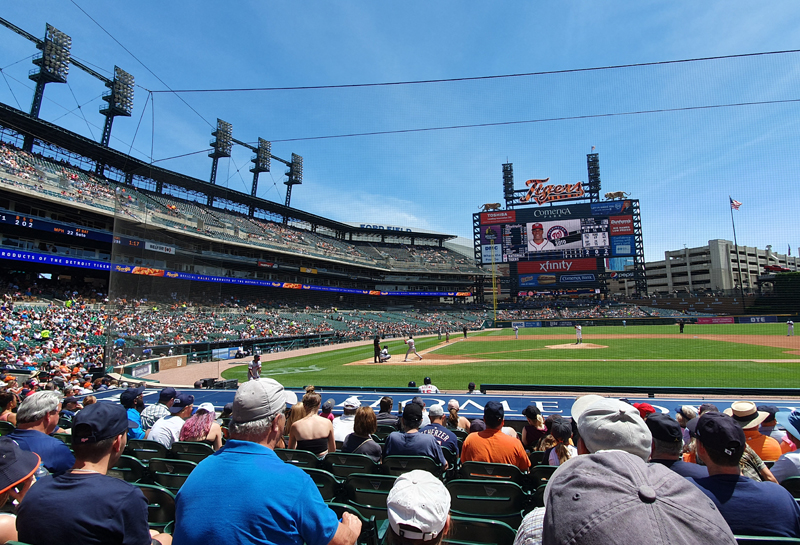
[209,119,233,158]
[30,23,72,84]
[289,153,303,185]
[251,138,271,173]
[502,163,514,204]
[100,66,135,117]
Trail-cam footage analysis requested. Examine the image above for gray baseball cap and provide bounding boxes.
[577,398,652,461]
[232,378,285,423]
[542,450,736,545]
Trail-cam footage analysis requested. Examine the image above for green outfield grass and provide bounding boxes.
[221,323,800,390]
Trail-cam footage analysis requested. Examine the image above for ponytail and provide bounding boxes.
[554,441,571,465]
[448,407,459,427]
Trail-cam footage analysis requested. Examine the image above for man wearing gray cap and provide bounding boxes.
[541,450,737,545]
[172,378,361,545]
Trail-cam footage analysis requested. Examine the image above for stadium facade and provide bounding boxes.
[608,239,799,296]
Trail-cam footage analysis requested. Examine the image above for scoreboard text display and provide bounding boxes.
[479,200,636,292]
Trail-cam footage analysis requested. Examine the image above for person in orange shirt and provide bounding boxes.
[725,401,782,462]
[460,401,530,472]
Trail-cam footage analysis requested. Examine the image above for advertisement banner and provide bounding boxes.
[480,210,516,225]
[519,273,597,287]
[609,216,634,235]
[739,316,778,324]
[144,242,176,255]
[481,244,502,264]
[591,201,633,216]
[611,235,635,256]
[518,258,598,274]
[697,317,735,324]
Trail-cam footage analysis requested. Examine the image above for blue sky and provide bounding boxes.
[2,2,800,262]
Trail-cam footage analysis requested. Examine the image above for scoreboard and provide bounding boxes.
[477,200,637,293]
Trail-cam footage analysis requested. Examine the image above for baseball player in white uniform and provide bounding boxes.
[575,324,582,345]
[789,320,795,336]
[404,335,423,361]
[529,222,555,251]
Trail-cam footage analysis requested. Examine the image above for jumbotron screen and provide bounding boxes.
[477,200,637,291]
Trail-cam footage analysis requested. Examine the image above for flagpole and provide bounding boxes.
[729,197,746,311]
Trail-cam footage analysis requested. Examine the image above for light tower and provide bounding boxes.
[249,138,271,216]
[25,23,71,150]
[283,153,302,223]
[208,119,233,205]
[99,66,134,147]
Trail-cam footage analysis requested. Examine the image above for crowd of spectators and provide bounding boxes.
[0,364,796,543]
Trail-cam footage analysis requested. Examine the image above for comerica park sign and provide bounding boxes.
[520,178,585,206]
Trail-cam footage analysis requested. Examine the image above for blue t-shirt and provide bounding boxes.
[17,472,152,545]
[419,423,459,454]
[650,458,709,480]
[688,474,800,537]
[127,408,146,440]
[383,431,447,466]
[173,439,339,545]
[6,428,75,476]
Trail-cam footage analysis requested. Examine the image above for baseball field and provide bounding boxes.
[220,323,800,390]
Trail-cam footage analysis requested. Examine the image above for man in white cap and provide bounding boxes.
[387,470,450,545]
[333,396,360,442]
[173,378,361,545]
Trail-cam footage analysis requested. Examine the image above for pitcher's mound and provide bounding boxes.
[546,343,607,349]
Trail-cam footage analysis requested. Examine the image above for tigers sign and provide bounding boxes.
[520,178,585,205]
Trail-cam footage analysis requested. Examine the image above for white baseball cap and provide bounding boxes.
[343,396,361,410]
[387,470,450,541]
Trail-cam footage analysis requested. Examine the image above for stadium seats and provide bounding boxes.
[734,537,800,544]
[0,421,15,435]
[302,468,342,502]
[382,455,444,478]
[781,476,800,499]
[126,439,169,464]
[134,483,176,531]
[527,451,545,466]
[529,465,558,487]
[322,452,381,479]
[531,484,546,508]
[327,502,386,545]
[343,473,397,521]
[446,479,528,529]
[275,448,322,469]
[444,516,517,545]
[375,425,397,441]
[147,458,197,494]
[459,462,526,486]
[109,454,148,484]
[170,441,214,463]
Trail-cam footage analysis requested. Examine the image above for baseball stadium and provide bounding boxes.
[0,6,799,545]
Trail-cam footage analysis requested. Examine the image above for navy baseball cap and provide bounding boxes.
[484,401,504,426]
[695,412,745,461]
[403,402,422,423]
[73,403,136,444]
[169,393,194,414]
[119,385,145,407]
[158,387,177,402]
[646,413,683,443]
[757,405,779,421]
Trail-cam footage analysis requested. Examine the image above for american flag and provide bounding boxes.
[730,198,742,210]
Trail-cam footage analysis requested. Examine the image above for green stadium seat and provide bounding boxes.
[527,451,545,467]
[134,483,176,531]
[459,461,525,485]
[52,432,71,445]
[148,458,197,494]
[735,537,800,544]
[275,448,322,469]
[344,473,397,521]
[0,421,15,435]
[781,476,800,499]
[531,484,546,508]
[529,465,558,487]
[446,479,528,529]
[302,467,342,502]
[109,454,149,484]
[328,502,386,545]
[322,452,381,479]
[170,441,214,464]
[444,516,517,545]
[375,425,397,441]
[382,455,443,478]
[126,439,168,465]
